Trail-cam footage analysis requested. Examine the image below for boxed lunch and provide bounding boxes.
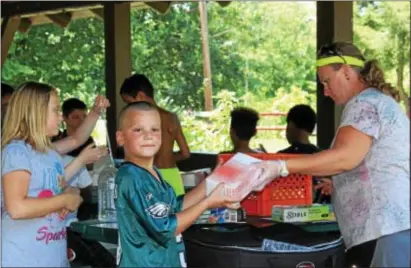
[205,153,263,200]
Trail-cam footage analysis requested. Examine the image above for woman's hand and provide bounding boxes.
[78,143,108,165]
[91,95,110,115]
[205,183,241,210]
[251,160,282,192]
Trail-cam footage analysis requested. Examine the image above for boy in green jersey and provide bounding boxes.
[114,101,240,267]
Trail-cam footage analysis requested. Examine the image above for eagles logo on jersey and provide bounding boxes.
[146,202,170,218]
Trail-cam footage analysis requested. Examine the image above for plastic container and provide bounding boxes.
[97,161,118,222]
[219,153,313,217]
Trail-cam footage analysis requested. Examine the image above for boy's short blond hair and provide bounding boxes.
[117,101,159,129]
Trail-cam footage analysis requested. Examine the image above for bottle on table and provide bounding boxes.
[97,156,118,222]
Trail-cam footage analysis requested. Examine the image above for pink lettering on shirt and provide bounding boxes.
[36,226,67,244]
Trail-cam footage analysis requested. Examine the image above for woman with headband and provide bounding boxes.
[254,42,410,267]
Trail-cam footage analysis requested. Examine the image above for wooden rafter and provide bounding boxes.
[90,8,104,20]
[46,12,72,27]
[18,18,32,33]
[1,1,104,18]
[1,1,231,29]
[217,1,231,7]
[1,17,21,68]
[145,1,171,14]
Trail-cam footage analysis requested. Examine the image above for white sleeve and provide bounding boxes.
[61,155,92,189]
[75,167,93,189]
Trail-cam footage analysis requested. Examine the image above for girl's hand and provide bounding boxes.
[78,143,108,165]
[63,192,83,212]
[59,187,81,219]
[58,209,70,220]
[64,186,80,195]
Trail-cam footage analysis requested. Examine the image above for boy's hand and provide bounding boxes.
[78,143,108,165]
[92,95,110,115]
[205,183,241,210]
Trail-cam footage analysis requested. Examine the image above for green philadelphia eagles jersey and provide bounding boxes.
[114,162,186,268]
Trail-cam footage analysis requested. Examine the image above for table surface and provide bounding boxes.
[71,217,339,244]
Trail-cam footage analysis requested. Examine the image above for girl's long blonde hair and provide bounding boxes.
[1,82,57,152]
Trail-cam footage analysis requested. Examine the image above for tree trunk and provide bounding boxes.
[199,1,213,111]
[396,31,409,111]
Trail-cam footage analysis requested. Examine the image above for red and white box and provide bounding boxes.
[206,153,263,200]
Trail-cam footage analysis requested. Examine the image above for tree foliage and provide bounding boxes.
[2,2,409,152]
[354,1,410,106]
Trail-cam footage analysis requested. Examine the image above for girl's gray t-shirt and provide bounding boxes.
[332,88,410,249]
[1,140,69,267]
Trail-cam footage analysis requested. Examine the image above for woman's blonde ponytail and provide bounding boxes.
[360,60,400,102]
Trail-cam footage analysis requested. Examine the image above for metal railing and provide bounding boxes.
[257,112,317,136]
[256,111,287,131]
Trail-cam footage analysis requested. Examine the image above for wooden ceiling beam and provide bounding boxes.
[90,8,104,20]
[18,18,32,33]
[1,1,108,18]
[46,12,72,28]
[1,17,21,68]
[217,1,231,7]
[144,1,171,14]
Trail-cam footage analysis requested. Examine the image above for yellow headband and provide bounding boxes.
[316,56,365,68]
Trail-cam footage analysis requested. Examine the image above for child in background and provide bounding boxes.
[278,104,331,203]
[53,98,96,159]
[278,104,320,154]
[115,101,240,267]
[220,107,264,154]
[53,97,105,223]
[1,81,109,267]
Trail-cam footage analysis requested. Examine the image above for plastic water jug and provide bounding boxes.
[98,161,118,222]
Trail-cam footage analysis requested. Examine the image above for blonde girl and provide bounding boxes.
[1,81,109,267]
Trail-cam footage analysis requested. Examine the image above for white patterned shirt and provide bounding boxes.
[331,88,410,249]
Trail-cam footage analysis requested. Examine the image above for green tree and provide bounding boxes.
[2,18,105,106]
[354,1,410,109]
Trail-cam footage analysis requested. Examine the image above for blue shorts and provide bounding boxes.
[371,229,410,267]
